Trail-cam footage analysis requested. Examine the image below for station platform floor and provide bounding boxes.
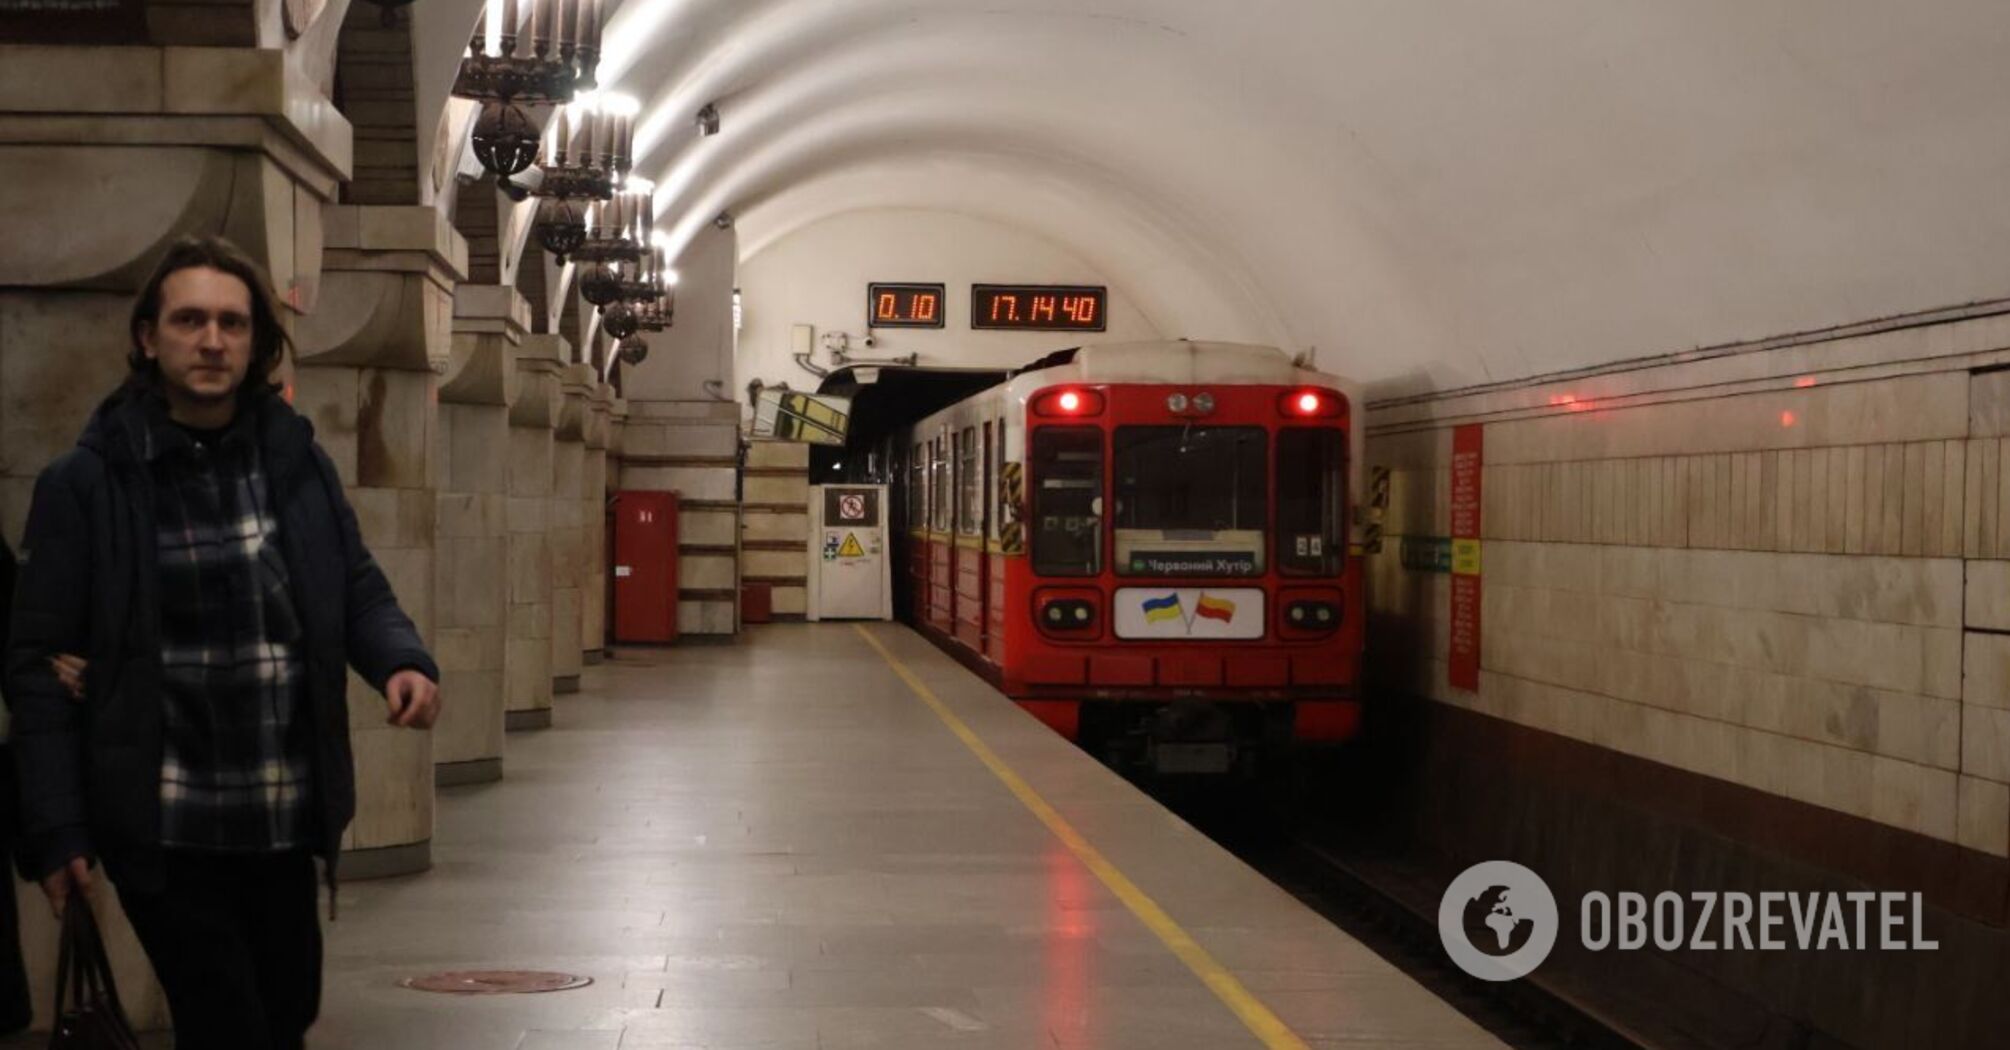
[27,623,1507,1049]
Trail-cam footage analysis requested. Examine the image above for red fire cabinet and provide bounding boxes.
[611,490,678,644]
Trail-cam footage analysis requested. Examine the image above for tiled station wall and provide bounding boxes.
[1367,311,2010,859]
[616,400,743,636]
[743,442,811,620]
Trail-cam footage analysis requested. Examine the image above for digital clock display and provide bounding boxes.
[971,284,1106,332]
[867,283,946,328]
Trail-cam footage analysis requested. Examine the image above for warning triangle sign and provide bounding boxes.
[838,533,866,558]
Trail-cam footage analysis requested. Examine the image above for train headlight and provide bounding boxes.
[1282,598,1341,634]
[1192,392,1215,414]
[1166,393,1189,413]
[1035,592,1101,637]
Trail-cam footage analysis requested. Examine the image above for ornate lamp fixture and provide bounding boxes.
[573,185,649,305]
[600,301,640,340]
[454,0,604,106]
[533,197,587,262]
[634,291,675,332]
[618,337,650,365]
[470,101,541,192]
[527,98,631,249]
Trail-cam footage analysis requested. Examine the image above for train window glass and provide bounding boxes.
[909,443,927,528]
[1031,427,1103,576]
[1112,426,1266,576]
[1277,428,1345,575]
[983,421,997,540]
[930,436,951,533]
[958,426,981,534]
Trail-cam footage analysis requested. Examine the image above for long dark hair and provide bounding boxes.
[127,235,290,402]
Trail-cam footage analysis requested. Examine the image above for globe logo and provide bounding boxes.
[1438,860,1559,981]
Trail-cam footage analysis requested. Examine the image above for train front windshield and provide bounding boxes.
[1113,426,1267,575]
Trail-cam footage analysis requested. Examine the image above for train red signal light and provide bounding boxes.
[1279,388,1342,418]
[1034,388,1104,416]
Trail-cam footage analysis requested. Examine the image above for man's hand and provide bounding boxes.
[49,653,86,701]
[40,855,93,918]
[384,669,440,729]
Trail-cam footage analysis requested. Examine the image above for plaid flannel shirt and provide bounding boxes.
[148,416,314,852]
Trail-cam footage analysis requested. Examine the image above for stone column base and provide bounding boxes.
[435,757,503,787]
[505,707,553,731]
[554,674,581,695]
[583,649,606,665]
[338,840,432,880]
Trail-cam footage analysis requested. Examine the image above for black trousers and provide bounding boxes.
[116,849,322,1050]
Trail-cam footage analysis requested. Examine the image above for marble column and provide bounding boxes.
[581,382,615,663]
[293,203,466,879]
[550,364,593,694]
[432,285,524,785]
[1,31,354,1030]
[505,335,565,729]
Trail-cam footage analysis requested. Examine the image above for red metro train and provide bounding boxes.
[892,340,1366,774]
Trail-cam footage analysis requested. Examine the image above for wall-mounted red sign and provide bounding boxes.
[1449,424,1483,691]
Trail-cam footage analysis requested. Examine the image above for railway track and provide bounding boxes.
[1156,783,1650,1050]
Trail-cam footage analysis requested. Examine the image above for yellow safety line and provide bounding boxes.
[851,624,1311,1050]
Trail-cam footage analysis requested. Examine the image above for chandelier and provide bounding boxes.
[600,301,640,340]
[528,100,632,252]
[470,101,540,193]
[634,291,675,332]
[454,0,604,106]
[574,186,651,306]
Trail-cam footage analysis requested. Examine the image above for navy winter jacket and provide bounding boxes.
[3,382,438,890]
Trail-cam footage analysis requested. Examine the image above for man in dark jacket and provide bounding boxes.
[5,235,441,1049]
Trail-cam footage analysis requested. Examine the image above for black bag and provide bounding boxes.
[47,896,140,1049]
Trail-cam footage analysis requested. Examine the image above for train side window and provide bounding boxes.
[958,426,981,534]
[908,442,926,528]
[930,436,951,533]
[1277,428,1345,575]
[1031,427,1102,576]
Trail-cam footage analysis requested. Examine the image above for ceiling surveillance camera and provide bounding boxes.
[696,103,720,136]
[712,211,734,230]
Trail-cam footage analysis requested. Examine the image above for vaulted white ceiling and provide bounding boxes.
[582,0,2010,395]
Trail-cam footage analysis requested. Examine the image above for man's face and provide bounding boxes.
[140,266,255,407]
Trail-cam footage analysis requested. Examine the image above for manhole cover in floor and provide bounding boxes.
[400,970,593,995]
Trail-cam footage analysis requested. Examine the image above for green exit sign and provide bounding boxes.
[1400,536,1453,573]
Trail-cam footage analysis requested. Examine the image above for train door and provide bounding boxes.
[986,417,1008,663]
[927,432,954,634]
[975,420,994,661]
[905,440,928,623]
[953,424,985,653]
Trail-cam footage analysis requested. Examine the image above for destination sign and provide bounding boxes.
[1126,551,1259,576]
